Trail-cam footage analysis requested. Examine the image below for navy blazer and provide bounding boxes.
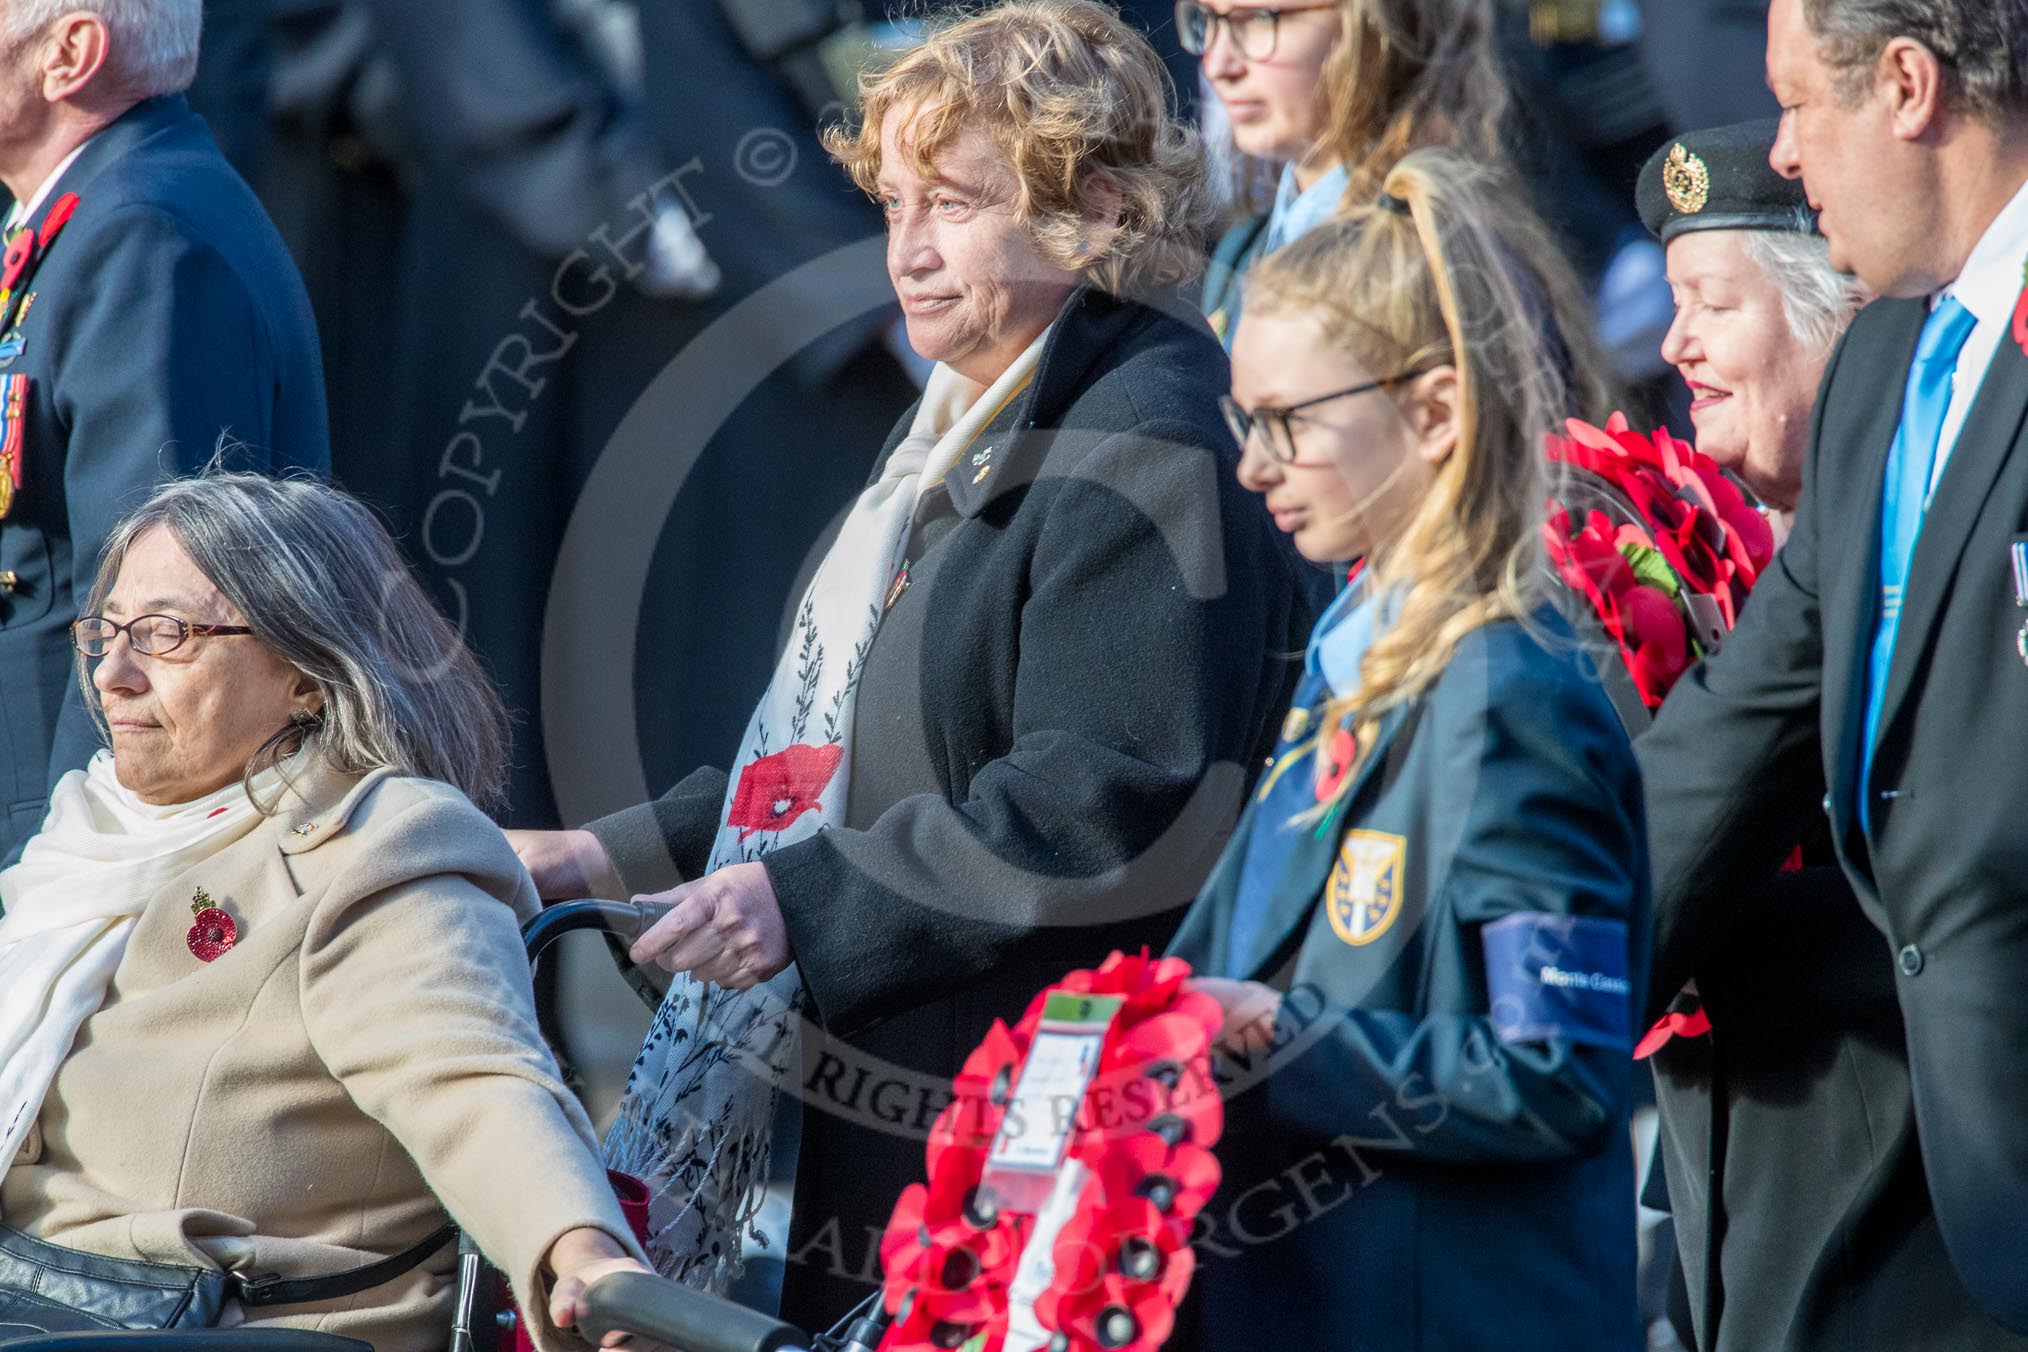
[1170,611,1648,1352]
[0,95,328,861]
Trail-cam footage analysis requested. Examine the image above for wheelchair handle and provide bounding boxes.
[577,1270,807,1352]
[523,899,671,962]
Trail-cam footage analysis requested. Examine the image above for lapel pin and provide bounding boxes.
[186,887,238,962]
[884,560,911,611]
[2013,541,2028,667]
[1314,727,1358,803]
[1281,706,1312,744]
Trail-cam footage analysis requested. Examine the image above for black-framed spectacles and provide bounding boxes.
[1220,370,1427,465]
[72,614,256,658]
[1175,0,1339,60]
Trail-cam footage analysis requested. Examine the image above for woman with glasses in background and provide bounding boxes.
[1170,150,1642,1350]
[1183,0,1508,348]
[1180,0,1510,609]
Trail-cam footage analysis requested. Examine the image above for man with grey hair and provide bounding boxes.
[0,2,328,865]
[1638,0,2028,1337]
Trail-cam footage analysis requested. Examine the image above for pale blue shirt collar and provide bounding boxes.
[1305,569,1386,697]
[1264,162,1350,256]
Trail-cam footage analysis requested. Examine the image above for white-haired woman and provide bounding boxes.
[0,474,646,1349]
[1644,120,1867,531]
[1624,121,1976,1352]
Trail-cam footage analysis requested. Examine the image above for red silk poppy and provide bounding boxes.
[879,1149,1023,1326]
[1085,1134,1221,1241]
[723,742,843,839]
[1034,1187,1196,1352]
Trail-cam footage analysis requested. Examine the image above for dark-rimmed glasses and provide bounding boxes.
[1175,0,1339,60]
[1220,371,1426,464]
[72,614,256,658]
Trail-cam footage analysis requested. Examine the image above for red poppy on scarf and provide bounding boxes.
[723,742,843,839]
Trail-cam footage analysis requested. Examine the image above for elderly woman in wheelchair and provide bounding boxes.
[0,474,650,1350]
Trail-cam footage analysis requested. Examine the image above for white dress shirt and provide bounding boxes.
[1,139,93,235]
[1929,174,2028,496]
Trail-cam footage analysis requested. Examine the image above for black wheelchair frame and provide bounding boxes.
[2,902,885,1352]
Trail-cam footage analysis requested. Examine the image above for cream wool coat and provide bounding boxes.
[1,758,638,1351]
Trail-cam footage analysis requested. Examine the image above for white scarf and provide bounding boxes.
[0,753,284,1186]
[605,330,1051,1291]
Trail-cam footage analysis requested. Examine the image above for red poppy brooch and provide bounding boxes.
[186,887,237,962]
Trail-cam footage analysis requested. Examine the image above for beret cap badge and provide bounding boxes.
[1663,143,1711,215]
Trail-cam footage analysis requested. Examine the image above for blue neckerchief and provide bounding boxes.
[1222,573,1381,976]
[1306,570,1380,697]
[1263,161,1350,256]
[1219,162,1351,352]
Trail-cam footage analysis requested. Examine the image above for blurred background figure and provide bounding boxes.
[1634,0,1776,132]
[0,0,328,867]
[191,0,914,834]
[178,0,1191,840]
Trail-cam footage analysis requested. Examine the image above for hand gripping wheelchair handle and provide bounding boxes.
[576,1271,807,1352]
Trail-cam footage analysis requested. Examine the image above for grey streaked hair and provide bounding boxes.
[2,0,201,101]
[1737,209,1868,356]
[1803,0,2028,122]
[79,472,510,812]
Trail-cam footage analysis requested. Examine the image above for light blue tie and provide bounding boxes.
[1859,296,1977,829]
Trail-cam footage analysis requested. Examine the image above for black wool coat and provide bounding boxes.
[589,288,1307,1326]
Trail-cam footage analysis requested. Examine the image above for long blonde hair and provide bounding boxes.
[1243,149,1611,810]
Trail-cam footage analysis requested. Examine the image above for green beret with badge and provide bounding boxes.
[1637,118,1815,243]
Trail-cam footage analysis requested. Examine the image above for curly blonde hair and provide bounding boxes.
[1243,150,1613,809]
[824,0,1214,295]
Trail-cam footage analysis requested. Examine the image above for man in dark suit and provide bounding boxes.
[0,1,329,863]
[1638,0,2028,1334]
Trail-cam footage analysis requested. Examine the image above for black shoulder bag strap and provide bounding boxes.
[230,1222,459,1308]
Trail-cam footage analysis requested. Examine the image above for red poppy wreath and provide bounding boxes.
[1544,414,1776,709]
[877,951,1224,1352]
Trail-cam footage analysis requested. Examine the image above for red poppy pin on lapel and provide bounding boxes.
[186,888,237,962]
[2012,256,2028,357]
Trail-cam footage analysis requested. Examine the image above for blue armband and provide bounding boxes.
[1481,913,1632,1051]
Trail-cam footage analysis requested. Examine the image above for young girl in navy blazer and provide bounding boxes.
[1172,148,1648,1351]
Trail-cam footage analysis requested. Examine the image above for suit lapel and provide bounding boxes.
[1236,703,1416,979]
[1823,300,1926,841]
[1872,323,2028,769]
